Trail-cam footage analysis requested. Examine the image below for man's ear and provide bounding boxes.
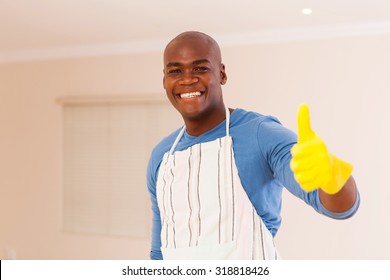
[162,69,166,89]
[220,63,227,85]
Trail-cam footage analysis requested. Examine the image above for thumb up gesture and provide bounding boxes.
[290,104,353,194]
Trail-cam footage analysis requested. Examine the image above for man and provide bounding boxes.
[146,31,359,260]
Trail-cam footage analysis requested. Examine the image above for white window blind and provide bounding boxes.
[62,97,182,238]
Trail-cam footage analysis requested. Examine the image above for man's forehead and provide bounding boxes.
[165,59,211,68]
[165,37,211,53]
[164,39,219,65]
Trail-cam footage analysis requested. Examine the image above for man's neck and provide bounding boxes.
[184,107,233,137]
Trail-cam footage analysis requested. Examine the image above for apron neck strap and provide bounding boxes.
[169,107,230,155]
[225,106,230,137]
[169,125,186,155]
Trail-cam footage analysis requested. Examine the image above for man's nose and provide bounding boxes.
[179,71,198,85]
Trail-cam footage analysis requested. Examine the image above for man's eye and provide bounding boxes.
[168,69,181,74]
[194,67,208,72]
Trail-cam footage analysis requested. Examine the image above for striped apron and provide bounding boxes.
[156,108,278,260]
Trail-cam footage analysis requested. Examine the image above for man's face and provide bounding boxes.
[163,37,227,122]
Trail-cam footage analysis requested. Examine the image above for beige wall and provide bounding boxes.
[1,34,389,259]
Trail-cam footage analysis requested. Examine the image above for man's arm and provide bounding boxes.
[319,175,357,212]
[147,156,163,260]
[290,104,359,212]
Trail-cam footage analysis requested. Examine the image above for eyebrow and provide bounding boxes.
[193,59,211,65]
[165,59,211,68]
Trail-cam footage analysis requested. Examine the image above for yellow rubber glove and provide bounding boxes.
[290,104,353,194]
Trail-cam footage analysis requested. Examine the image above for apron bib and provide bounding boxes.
[156,108,278,260]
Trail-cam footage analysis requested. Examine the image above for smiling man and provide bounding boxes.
[162,32,227,136]
[146,31,360,260]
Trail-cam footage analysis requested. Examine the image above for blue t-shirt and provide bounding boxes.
[146,108,360,260]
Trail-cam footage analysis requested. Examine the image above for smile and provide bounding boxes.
[178,91,202,99]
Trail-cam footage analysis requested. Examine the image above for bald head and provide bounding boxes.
[164,31,222,64]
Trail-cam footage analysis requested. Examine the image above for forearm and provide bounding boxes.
[319,175,358,212]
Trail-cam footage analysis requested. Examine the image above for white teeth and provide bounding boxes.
[180,91,201,99]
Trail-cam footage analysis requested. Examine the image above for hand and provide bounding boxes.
[290,104,353,194]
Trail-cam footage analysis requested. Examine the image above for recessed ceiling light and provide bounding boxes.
[302,8,313,15]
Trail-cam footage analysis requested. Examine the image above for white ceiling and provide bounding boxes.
[1,0,390,62]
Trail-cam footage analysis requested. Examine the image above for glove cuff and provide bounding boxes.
[322,154,354,195]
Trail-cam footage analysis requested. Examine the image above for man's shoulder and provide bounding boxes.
[151,126,183,157]
[232,108,281,127]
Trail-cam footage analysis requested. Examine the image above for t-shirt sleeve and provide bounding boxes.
[146,152,163,260]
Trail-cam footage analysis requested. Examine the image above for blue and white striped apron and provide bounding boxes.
[156,108,278,259]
